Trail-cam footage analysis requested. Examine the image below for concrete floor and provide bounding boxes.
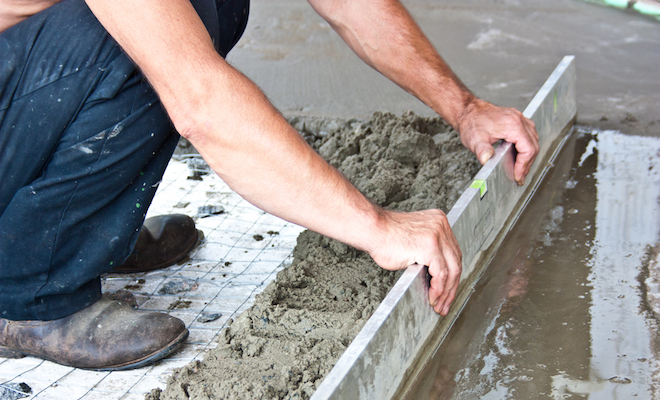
[0,0,657,399]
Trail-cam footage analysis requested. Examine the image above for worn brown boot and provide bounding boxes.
[0,293,188,370]
[112,214,201,273]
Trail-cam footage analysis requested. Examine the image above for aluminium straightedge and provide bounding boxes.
[311,56,577,400]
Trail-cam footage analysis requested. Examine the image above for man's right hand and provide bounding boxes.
[367,209,462,316]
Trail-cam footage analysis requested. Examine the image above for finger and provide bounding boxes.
[530,122,539,140]
[526,117,537,130]
[475,142,495,165]
[523,117,540,143]
[441,285,458,316]
[428,258,447,309]
[514,151,530,184]
[436,279,456,315]
[435,245,462,314]
[512,133,538,185]
[434,267,454,313]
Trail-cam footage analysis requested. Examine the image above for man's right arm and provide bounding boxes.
[84,0,462,315]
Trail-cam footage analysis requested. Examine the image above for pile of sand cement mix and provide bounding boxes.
[148,111,480,400]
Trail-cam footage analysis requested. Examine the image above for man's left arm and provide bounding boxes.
[308,0,539,185]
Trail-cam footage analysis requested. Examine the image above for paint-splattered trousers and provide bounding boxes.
[0,0,249,321]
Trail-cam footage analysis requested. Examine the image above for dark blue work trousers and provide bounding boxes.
[0,0,249,321]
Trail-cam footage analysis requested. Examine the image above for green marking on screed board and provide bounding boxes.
[470,179,487,199]
[136,203,141,208]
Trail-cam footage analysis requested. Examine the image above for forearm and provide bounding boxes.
[311,0,539,183]
[308,0,474,129]
[184,67,386,254]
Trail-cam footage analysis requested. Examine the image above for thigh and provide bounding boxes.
[0,0,178,321]
[0,0,130,215]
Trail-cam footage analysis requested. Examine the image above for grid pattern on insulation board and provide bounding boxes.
[0,157,304,400]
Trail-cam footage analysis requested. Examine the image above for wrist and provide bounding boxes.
[352,204,390,257]
[454,94,480,134]
[426,80,477,131]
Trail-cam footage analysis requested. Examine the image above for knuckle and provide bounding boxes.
[436,268,448,281]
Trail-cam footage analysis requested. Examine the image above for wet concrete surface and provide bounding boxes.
[401,128,660,399]
[231,0,660,136]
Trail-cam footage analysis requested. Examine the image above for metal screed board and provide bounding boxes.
[311,56,577,400]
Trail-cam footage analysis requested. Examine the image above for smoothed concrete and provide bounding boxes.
[228,0,659,136]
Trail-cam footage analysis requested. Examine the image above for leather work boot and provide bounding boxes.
[0,293,188,370]
[112,214,201,273]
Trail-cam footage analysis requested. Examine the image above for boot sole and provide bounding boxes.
[0,328,189,371]
[0,346,26,358]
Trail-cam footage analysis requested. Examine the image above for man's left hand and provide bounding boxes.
[457,98,539,186]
